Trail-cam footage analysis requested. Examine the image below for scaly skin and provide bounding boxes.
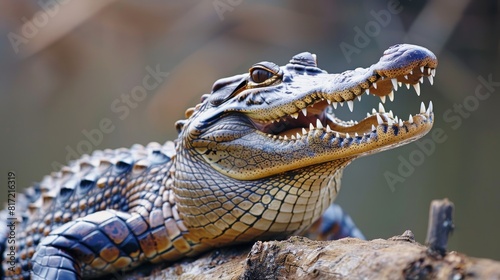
[1,44,437,279]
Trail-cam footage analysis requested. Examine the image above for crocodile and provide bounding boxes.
[1,44,437,279]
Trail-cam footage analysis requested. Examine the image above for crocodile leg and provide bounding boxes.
[306,204,365,241]
[30,208,190,279]
[31,246,80,280]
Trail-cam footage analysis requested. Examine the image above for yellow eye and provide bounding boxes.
[250,68,274,83]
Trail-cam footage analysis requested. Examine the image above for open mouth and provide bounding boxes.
[251,65,436,141]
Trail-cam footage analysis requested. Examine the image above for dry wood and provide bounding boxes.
[425,198,455,256]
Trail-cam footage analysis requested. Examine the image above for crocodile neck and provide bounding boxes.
[173,142,352,247]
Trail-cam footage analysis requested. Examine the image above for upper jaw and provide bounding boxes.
[248,45,437,141]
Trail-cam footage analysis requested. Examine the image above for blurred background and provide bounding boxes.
[1,0,499,260]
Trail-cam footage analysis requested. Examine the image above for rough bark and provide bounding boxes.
[136,231,500,280]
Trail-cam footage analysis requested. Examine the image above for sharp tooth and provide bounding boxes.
[309,123,315,130]
[302,108,308,116]
[388,110,394,118]
[291,135,295,140]
[283,135,288,140]
[419,77,424,84]
[326,124,332,132]
[316,119,323,129]
[335,132,340,138]
[420,66,424,73]
[302,128,308,135]
[404,75,408,80]
[372,108,377,114]
[366,88,370,95]
[409,114,414,123]
[398,82,402,87]
[267,134,273,138]
[388,90,394,102]
[394,116,399,123]
[428,75,434,85]
[371,124,376,131]
[278,136,283,140]
[332,102,338,109]
[420,102,426,114]
[296,133,301,139]
[354,132,359,137]
[376,114,384,124]
[431,69,436,77]
[276,119,280,122]
[387,119,393,126]
[345,133,350,138]
[409,70,413,75]
[391,78,398,90]
[399,119,404,126]
[357,95,362,101]
[373,82,377,89]
[327,99,332,104]
[427,68,431,75]
[367,112,371,117]
[405,83,410,89]
[378,103,385,113]
[291,113,299,119]
[427,100,433,114]
[347,101,354,112]
[380,95,386,103]
[413,83,420,96]
[340,102,344,107]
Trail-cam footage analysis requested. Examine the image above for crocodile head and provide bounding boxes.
[174,44,437,244]
[177,44,437,180]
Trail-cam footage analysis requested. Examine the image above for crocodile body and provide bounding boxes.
[1,44,437,279]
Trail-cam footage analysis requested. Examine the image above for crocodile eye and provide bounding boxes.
[250,68,273,83]
[247,62,281,88]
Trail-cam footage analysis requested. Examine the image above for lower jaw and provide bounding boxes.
[276,114,378,138]
[269,100,434,140]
